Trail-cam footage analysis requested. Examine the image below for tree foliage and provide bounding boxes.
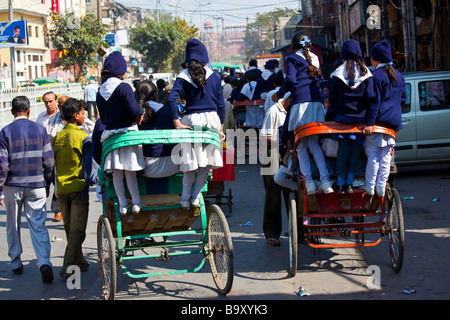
[44,12,109,82]
[244,8,297,59]
[130,12,198,74]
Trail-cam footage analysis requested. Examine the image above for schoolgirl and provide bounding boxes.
[136,80,179,178]
[168,39,225,209]
[272,33,332,195]
[96,51,145,216]
[235,72,263,126]
[325,39,375,194]
[362,40,407,197]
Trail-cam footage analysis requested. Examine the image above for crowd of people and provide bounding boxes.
[0,33,406,283]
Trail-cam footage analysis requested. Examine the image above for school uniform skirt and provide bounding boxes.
[177,111,223,172]
[100,124,145,172]
[288,101,326,132]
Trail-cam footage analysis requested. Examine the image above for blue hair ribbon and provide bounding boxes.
[299,36,311,47]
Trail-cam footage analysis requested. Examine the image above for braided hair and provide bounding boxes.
[135,80,157,124]
[291,33,321,79]
[187,60,207,91]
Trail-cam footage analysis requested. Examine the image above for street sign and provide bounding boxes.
[105,33,115,47]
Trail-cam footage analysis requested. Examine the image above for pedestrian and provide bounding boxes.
[53,98,90,278]
[362,40,407,197]
[84,79,99,120]
[48,95,95,143]
[260,96,291,247]
[325,39,375,194]
[167,38,225,209]
[244,59,262,81]
[96,51,146,217]
[235,73,264,127]
[264,73,287,112]
[272,33,333,195]
[257,60,276,101]
[156,78,166,103]
[222,76,234,130]
[136,80,179,179]
[162,83,173,105]
[36,91,58,129]
[0,96,55,282]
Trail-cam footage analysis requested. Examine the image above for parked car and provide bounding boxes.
[395,70,450,165]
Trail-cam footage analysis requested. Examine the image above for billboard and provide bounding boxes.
[0,20,28,48]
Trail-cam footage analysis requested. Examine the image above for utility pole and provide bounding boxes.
[9,0,16,88]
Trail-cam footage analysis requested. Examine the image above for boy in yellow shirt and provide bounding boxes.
[53,98,90,278]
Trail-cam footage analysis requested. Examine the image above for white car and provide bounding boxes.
[395,70,450,165]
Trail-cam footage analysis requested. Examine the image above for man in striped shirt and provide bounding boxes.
[0,96,55,283]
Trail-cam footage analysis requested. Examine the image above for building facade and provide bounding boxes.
[0,0,52,89]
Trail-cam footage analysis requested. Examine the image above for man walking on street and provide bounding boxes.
[84,79,98,120]
[0,96,55,283]
[36,91,62,222]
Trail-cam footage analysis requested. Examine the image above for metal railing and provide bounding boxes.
[0,83,84,128]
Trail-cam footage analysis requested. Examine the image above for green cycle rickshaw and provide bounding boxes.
[96,128,234,300]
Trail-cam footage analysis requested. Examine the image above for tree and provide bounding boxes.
[244,8,297,59]
[44,12,109,82]
[130,12,198,74]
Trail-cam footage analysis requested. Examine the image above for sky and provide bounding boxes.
[116,0,301,29]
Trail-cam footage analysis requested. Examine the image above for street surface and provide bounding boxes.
[0,162,449,303]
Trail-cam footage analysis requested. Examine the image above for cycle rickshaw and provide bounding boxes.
[287,122,405,276]
[96,128,234,300]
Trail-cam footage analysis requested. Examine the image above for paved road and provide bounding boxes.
[0,163,449,303]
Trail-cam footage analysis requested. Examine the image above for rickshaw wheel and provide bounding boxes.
[387,188,405,273]
[288,192,298,276]
[207,204,234,295]
[97,215,117,300]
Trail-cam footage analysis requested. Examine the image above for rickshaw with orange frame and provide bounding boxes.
[287,121,405,276]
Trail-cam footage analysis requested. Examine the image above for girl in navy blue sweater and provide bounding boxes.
[168,39,225,209]
[136,80,179,178]
[97,51,145,216]
[362,40,407,197]
[326,39,375,194]
[272,33,332,195]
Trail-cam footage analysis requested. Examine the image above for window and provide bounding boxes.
[284,28,296,42]
[35,27,39,38]
[402,83,411,113]
[16,50,21,63]
[33,55,39,62]
[418,80,450,111]
[28,25,32,37]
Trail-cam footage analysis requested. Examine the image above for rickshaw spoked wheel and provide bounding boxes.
[387,188,405,273]
[288,192,298,276]
[97,215,117,300]
[207,204,234,295]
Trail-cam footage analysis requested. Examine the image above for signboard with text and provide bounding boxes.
[0,20,28,48]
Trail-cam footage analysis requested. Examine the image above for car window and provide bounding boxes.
[419,80,450,111]
[403,83,411,113]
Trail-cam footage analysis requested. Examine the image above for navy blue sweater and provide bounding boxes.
[325,75,375,121]
[276,53,323,104]
[365,67,407,131]
[168,71,225,123]
[97,82,144,130]
[139,105,175,157]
